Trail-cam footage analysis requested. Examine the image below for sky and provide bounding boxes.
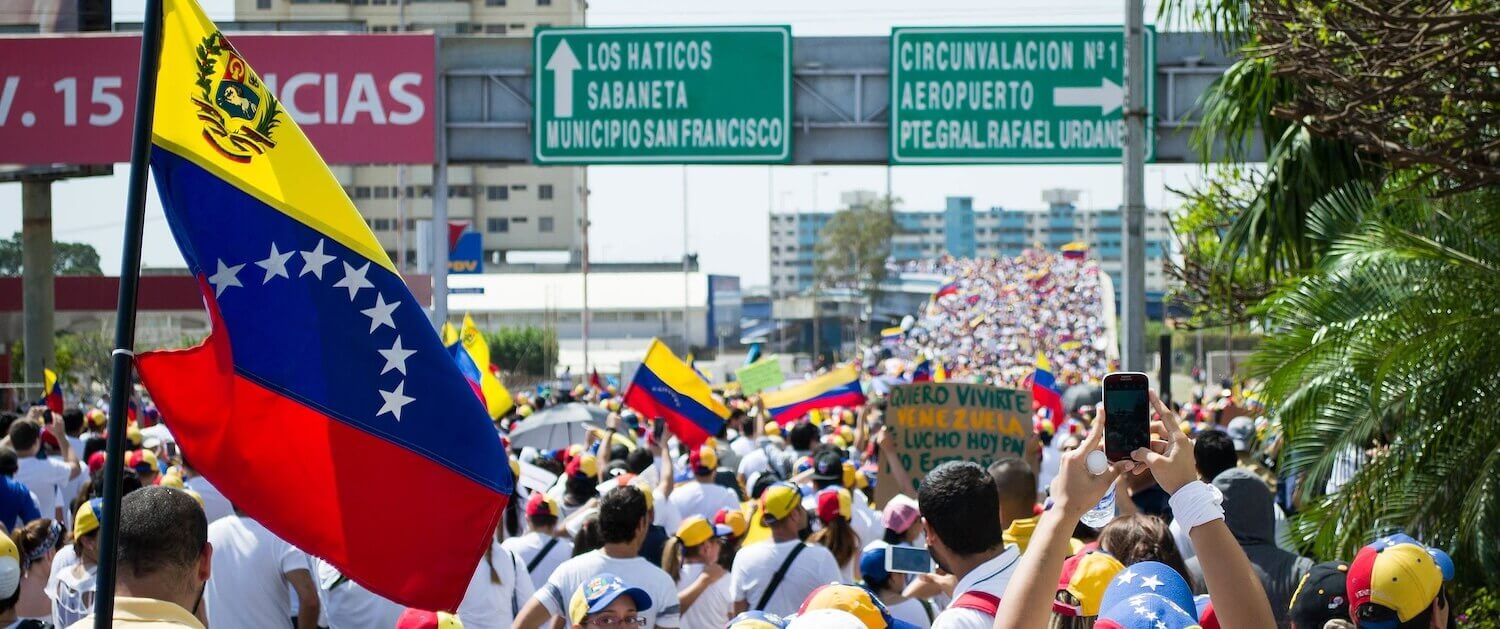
[1,0,1206,288]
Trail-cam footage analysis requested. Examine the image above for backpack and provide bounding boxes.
[950,591,1000,617]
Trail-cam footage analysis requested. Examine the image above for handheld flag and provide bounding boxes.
[1028,353,1066,421]
[460,314,514,418]
[879,326,904,346]
[623,339,729,447]
[441,322,460,347]
[133,0,511,610]
[39,369,64,414]
[590,369,605,392]
[910,360,933,383]
[934,361,948,383]
[934,277,959,298]
[760,364,865,425]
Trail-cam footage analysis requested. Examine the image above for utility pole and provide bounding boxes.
[681,166,691,354]
[21,181,55,387]
[395,0,407,273]
[1121,0,1148,372]
[431,69,450,328]
[581,193,590,375]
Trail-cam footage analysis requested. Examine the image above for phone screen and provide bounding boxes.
[886,545,934,574]
[652,417,666,441]
[1104,373,1150,461]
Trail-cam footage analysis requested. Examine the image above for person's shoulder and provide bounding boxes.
[802,541,839,564]
[931,607,989,629]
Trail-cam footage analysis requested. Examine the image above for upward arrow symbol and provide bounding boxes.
[546,39,582,119]
[1052,78,1125,116]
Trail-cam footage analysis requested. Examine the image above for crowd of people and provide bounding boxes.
[887,252,1112,389]
[0,364,1452,629]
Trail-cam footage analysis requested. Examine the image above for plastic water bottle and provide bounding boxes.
[1080,484,1116,529]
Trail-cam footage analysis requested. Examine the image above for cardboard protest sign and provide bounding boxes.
[876,382,1032,503]
[735,357,786,395]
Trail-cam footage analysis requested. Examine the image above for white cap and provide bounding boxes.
[0,534,20,599]
[787,609,867,629]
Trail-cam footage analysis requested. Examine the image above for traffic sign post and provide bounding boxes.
[533,26,793,164]
[889,26,1154,164]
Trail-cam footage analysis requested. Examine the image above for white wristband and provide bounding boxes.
[1168,480,1225,531]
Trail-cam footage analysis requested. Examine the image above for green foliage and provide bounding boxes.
[1457,587,1500,628]
[0,232,104,276]
[1249,184,1500,588]
[813,196,898,302]
[483,326,558,377]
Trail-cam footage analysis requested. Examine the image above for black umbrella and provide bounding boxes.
[1062,384,1102,415]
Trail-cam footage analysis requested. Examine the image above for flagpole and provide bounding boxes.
[96,0,164,623]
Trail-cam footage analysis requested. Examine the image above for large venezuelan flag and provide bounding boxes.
[133,0,511,610]
[622,339,728,447]
[459,314,514,418]
[1028,353,1066,421]
[40,369,64,414]
[761,364,865,425]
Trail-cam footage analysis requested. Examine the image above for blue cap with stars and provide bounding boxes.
[1095,593,1202,629]
[1099,561,1197,621]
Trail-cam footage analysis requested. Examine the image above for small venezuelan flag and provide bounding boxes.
[1028,353,1066,421]
[40,368,64,414]
[623,339,729,447]
[133,0,510,610]
[761,364,865,425]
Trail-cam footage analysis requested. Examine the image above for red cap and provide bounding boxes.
[87,451,107,474]
[525,491,561,518]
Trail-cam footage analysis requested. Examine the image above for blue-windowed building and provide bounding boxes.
[768,189,1174,300]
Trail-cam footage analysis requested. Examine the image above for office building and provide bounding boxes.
[232,0,588,266]
[768,188,1173,297]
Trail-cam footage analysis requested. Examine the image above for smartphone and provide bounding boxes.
[885,545,935,574]
[1102,372,1151,462]
[652,417,667,442]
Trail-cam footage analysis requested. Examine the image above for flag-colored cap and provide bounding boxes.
[1053,551,1125,617]
[567,573,653,624]
[525,492,561,518]
[1348,542,1443,624]
[395,609,463,629]
[816,487,851,524]
[727,610,787,629]
[759,482,802,524]
[796,583,918,629]
[566,454,598,478]
[676,516,731,547]
[714,507,748,538]
[689,444,718,473]
[1101,561,1196,620]
[74,498,105,537]
[1095,593,1201,629]
[126,449,158,473]
[85,409,106,428]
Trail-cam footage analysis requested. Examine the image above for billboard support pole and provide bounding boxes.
[1121,0,1149,372]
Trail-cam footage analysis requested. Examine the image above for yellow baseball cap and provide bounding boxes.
[689,444,718,472]
[796,584,897,628]
[763,421,781,437]
[1054,551,1125,616]
[759,482,802,524]
[0,526,19,598]
[74,498,104,537]
[714,507,748,538]
[841,461,869,489]
[676,516,732,547]
[1350,542,1444,622]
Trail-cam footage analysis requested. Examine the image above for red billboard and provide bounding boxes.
[0,32,434,165]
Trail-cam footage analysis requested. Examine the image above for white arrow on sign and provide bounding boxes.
[545,39,581,119]
[1052,78,1124,116]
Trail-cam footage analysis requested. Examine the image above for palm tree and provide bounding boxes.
[1248,183,1500,586]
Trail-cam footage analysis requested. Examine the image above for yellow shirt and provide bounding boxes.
[67,596,206,629]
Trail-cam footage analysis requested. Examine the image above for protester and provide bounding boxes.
[808,487,861,583]
[395,608,464,629]
[503,492,574,590]
[913,461,1021,628]
[795,583,921,629]
[660,516,730,628]
[514,486,681,628]
[991,391,1276,629]
[986,457,1040,553]
[726,609,789,629]
[566,573,652,629]
[10,414,80,525]
[66,486,211,628]
[730,482,841,617]
[1184,467,1311,626]
[202,507,318,629]
[1096,515,1191,589]
[47,499,102,627]
[455,525,532,629]
[1347,535,1452,629]
[871,494,923,551]
[10,519,61,623]
[313,558,405,629]
[0,450,40,534]
[1287,561,1351,629]
[1046,548,1124,628]
[861,546,934,628]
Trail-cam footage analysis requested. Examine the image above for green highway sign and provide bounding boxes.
[533,26,793,164]
[889,26,1154,164]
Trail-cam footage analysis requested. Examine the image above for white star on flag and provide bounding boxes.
[1155,621,1168,629]
[1116,569,1137,585]
[361,294,400,333]
[378,337,416,375]
[299,239,335,279]
[255,242,294,283]
[1140,575,1165,591]
[378,381,415,421]
[333,261,373,300]
[208,259,244,297]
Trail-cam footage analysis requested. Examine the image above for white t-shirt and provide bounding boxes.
[730,539,842,618]
[501,532,573,590]
[888,597,934,629]
[186,474,234,523]
[203,516,310,629]
[534,550,682,627]
[667,480,740,523]
[654,489,682,534]
[457,543,535,629]
[850,491,883,551]
[930,546,1021,629]
[45,548,93,628]
[62,436,86,508]
[15,456,74,521]
[677,562,732,629]
[314,559,404,629]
